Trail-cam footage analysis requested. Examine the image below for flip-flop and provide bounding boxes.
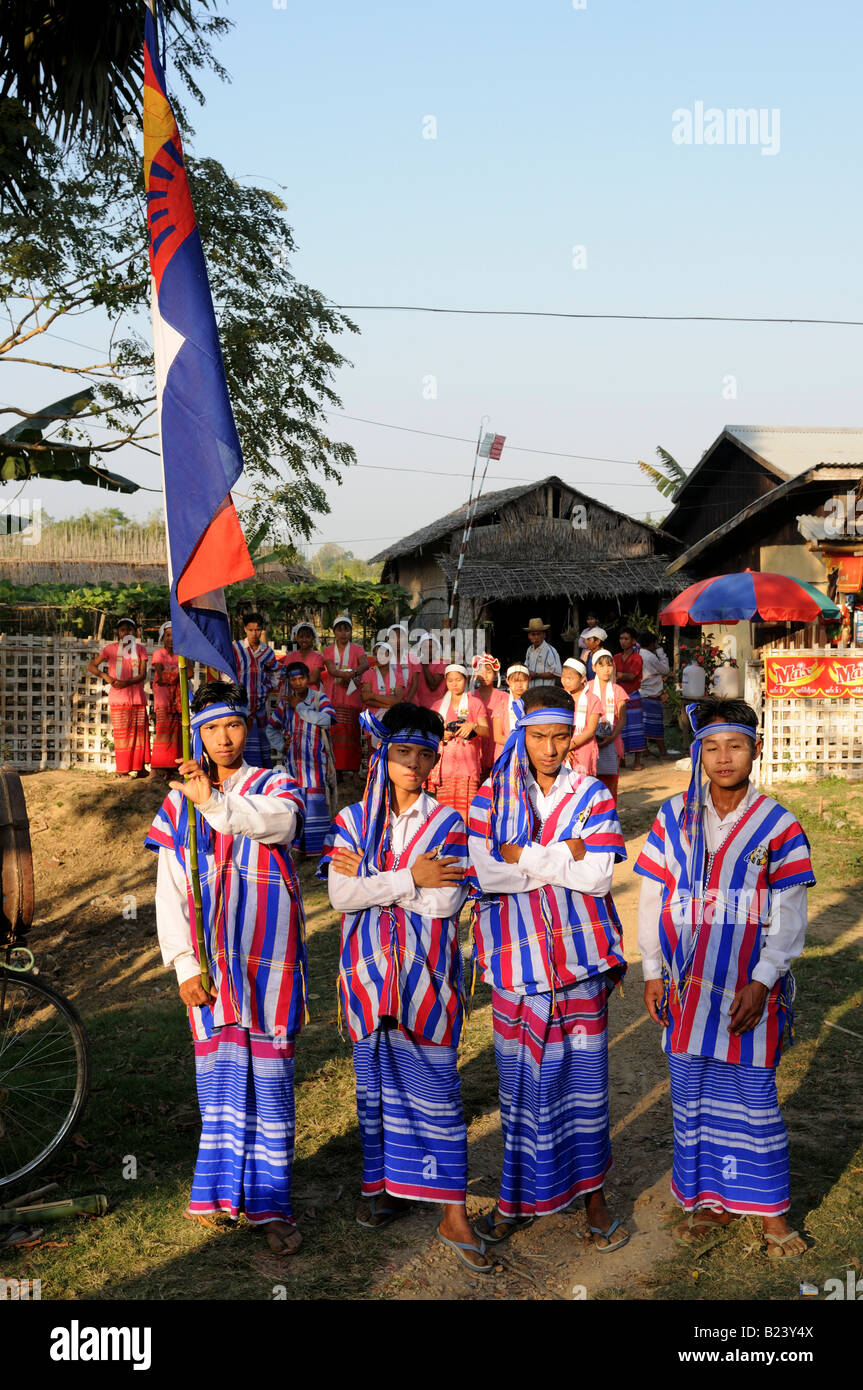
[436,1227,496,1274]
[673,1214,733,1252]
[356,1196,411,1230]
[588,1218,630,1253]
[472,1207,536,1245]
[764,1229,807,1259]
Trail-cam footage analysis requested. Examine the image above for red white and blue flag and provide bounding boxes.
[144,6,254,672]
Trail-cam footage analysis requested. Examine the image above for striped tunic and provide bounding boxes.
[233,639,280,721]
[319,801,468,1046]
[633,791,815,1067]
[467,775,627,995]
[268,690,335,792]
[145,768,308,1041]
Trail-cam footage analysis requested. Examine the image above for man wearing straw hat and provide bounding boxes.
[523,617,562,687]
[146,680,310,1257]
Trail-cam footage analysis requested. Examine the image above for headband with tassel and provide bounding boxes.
[684,702,758,886]
[357,708,442,872]
[487,705,574,860]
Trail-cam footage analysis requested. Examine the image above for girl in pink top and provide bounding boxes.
[87,617,150,777]
[561,657,602,777]
[590,650,629,800]
[492,664,530,760]
[359,641,406,710]
[411,632,447,708]
[428,664,490,823]
[470,653,508,778]
[150,620,182,774]
[279,621,326,688]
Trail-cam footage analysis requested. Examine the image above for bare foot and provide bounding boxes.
[762,1215,807,1257]
[264,1219,302,1255]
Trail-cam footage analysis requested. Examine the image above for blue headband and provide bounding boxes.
[488,705,575,858]
[176,699,250,854]
[357,709,442,870]
[684,703,758,884]
[190,700,250,765]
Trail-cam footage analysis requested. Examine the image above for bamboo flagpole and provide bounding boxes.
[177,654,210,993]
[144,2,255,995]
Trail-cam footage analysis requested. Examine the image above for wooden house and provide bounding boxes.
[373,475,688,668]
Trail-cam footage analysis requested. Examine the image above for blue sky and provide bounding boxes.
[7,0,863,555]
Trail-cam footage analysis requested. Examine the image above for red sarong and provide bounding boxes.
[110,705,151,774]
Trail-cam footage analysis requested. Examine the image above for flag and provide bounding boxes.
[478,432,506,460]
[144,5,254,673]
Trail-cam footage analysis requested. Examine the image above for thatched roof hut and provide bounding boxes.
[373,475,690,665]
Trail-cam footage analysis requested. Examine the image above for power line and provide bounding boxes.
[326,411,641,467]
[332,304,863,328]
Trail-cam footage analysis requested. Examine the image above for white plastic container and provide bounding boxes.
[681,660,706,699]
[712,660,739,698]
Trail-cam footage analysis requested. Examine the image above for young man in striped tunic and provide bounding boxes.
[267,661,336,858]
[467,685,630,1251]
[229,613,281,768]
[634,696,814,1257]
[146,681,309,1257]
[320,703,494,1274]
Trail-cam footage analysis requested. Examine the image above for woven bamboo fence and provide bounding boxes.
[749,652,863,784]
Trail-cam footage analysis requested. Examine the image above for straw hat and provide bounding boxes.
[523,617,550,633]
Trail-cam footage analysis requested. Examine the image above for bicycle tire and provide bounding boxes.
[0,968,90,1195]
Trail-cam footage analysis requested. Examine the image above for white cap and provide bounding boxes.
[592,648,613,662]
[563,658,587,677]
[582,626,607,642]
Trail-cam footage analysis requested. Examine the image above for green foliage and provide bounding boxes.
[0,577,411,636]
[308,542,383,582]
[0,2,230,207]
[637,444,688,501]
[0,97,358,539]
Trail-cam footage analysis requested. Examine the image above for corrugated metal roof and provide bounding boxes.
[726,426,863,479]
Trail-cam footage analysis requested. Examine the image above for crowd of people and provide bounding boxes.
[142,607,814,1272]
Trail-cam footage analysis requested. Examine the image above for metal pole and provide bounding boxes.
[448,420,485,625]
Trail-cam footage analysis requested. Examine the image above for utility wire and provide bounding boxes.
[331,304,863,328]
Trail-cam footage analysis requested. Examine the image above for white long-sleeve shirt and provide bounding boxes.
[155,759,300,984]
[636,781,808,988]
[470,764,615,898]
[639,646,669,697]
[326,790,468,920]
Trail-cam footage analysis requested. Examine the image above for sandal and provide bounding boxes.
[356,1196,411,1230]
[472,1206,536,1245]
[588,1218,630,1253]
[264,1222,302,1256]
[764,1229,807,1259]
[436,1226,496,1274]
[673,1213,733,1252]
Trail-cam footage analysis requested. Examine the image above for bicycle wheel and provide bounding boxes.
[0,968,90,1194]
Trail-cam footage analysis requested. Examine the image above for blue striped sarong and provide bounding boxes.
[668,1051,790,1216]
[244,720,272,769]
[492,979,612,1217]
[621,690,645,752]
[642,694,665,740]
[191,1026,296,1224]
[353,1025,468,1203]
[300,788,331,856]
